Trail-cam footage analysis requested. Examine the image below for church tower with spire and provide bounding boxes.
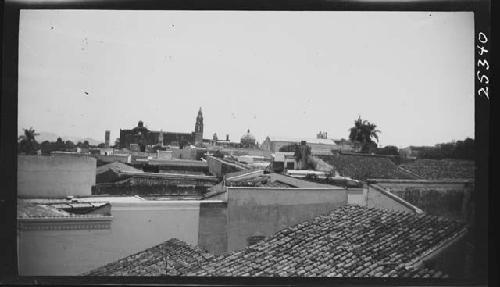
[194,107,203,146]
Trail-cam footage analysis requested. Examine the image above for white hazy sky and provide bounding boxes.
[18,10,474,147]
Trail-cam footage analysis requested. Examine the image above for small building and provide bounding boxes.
[157,150,173,160]
[271,152,296,172]
[99,147,114,156]
[262,136,339,155]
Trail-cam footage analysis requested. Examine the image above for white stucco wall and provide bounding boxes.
[226,187,347,252]
[18,155,96,198]
[17,201,201,276]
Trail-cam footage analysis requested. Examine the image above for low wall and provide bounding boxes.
[206,156,245,178]
[226,187,347,252]
[17,200,202,276]
[369,179,474,222]
[157,150,173,160]
[18,155,96,198]
[93,154,131,165]
[171,148,205,160]
[364,183,423,214]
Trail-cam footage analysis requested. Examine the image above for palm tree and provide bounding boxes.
[18,127,40,154]
[348,116,381,153]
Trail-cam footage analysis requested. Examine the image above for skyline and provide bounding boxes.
[18,10,474,148]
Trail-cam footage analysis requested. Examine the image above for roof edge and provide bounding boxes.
[408,226,469,269]
[369,183,424,214]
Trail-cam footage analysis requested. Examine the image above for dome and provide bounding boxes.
[240,129,256,147]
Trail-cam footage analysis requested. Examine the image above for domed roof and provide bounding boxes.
[241,129,255,142]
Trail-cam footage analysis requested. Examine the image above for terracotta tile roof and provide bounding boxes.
[17,201,110,218]
[17,202,72,218]
[186,205,465,277]
[84,238,214,276]
[225,172,338,188]
[96,162,143,183]
[400,159,475,180]
[318,154,417,180]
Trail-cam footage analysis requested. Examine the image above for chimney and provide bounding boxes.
[226,134,230,141]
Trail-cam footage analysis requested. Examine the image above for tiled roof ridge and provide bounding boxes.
[83,241,168,276]
[406,225,469,268]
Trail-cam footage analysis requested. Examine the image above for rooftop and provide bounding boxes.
[318,153,417,181]
[147,159,208,168]
[224,171,343,189]
[399,159,475,180]
[18,200,111,219]
[83,238,214,276]
[96,162,142,175]
[187,205,466,277]
[83,205,467,277]
[266,137,338,146]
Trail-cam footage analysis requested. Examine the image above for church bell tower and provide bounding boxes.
[194,107,203,146]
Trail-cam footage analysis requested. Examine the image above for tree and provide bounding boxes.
[376,145,399,156]
[18,127,40,154]
[415,138,475,160]
[348,116,381,153]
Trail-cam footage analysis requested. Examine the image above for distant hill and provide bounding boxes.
[24,131,102,146]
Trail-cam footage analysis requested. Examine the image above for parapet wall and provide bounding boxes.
[18,155,96,198]
[226,187,347,252]
[368,179,474,222]
[93,154,131,165]
[364,183,423,214]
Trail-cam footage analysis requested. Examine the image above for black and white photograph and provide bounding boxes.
[2,1,490,284]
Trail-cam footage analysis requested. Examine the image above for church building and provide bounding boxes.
[119,108,204,151]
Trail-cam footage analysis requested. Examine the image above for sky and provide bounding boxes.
[18,10,474,148]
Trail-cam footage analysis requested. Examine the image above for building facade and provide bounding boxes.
[119,108,204,151]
